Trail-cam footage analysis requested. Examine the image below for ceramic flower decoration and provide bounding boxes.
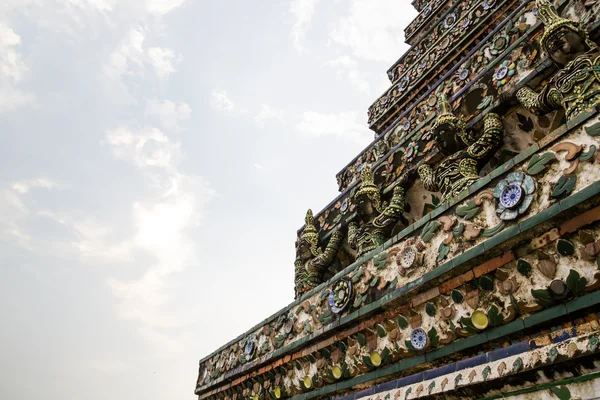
[410,328,428,350]
[244,335,257,360]
[329,280,352,314]
[492,59,516,87]
[403,141,419,163]
[395,238,425,276]
[494,172,536,220]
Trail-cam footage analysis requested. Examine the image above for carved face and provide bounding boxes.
[546,28,587,66]
[297,240,313,261]
[433,123,463,156]
[357,195,375,218]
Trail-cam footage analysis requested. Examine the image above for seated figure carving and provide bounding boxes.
[294,209,342,298]
[348,165,411,258]
[418,97,503,202]
[515,0,599,120]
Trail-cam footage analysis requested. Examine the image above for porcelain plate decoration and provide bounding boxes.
[500,183,523,208]
[410,327,428,350]
[244,335,257,360]
[329,279,353,314]
[494,172,536,220]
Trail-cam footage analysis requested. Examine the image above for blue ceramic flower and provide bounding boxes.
[483,0,496,10]
[329,279,352,314]
[410,328,428,350]
[443,13,456,29]
[398,76,410,92]
[244,335,257,360]
[494,172,536,220]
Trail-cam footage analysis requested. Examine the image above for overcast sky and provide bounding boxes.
[0,1,416,399]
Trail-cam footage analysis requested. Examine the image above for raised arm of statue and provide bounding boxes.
[418,164,439,192]
[348,222,358,250]
[467,112,504,160]
[516,85,562,116]
[318,231,343,266]
[373,186,406,229]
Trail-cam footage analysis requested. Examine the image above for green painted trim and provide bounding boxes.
[198,155,600,391]
[364,0,545,182]
[371,0,514,128]
[198,96,600,392]
[289,290,600,400]
[479,370,600,400]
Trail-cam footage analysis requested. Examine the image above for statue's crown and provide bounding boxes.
[535,0,592,51]
[432,95,466,130]
[299,209,320,256]
[431,94,468,143]
[355,164,380,199]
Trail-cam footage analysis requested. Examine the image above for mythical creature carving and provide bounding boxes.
[294,209,342,299]
[418,96,504,202]
[348,165,411,258]
[515,0,599,120]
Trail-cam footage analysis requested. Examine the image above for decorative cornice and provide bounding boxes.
[197,111,600,398]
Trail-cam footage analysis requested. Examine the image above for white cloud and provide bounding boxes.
[147,47,179,81]
[0,85,35,113]
[254,104,285,125]
[104,28,180,81]
[145,0,188,15]
[329,0,414,63]
[295,111,373,145]
[106,126,181,170]
[290,0,321,53]
[0,178,58,250]
[104,26,146,79]
[210,89,234,111]
[145,98,191,132]
[0,23,34,112]
[68,216,135,261]
[11,178,57,194]
[104,124,215,348]
[84,0,114,12]
[323,55,370,94]
[0,23,27,81]
[64,0,115,12]
[0,178,134,260]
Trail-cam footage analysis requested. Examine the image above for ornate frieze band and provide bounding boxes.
[196,111,600,399]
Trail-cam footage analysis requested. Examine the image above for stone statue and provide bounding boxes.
[294,209,343,298]
[515,0,599,120]
[348,165,411,258]
[418,96,503,201]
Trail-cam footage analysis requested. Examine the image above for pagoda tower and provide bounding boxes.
[196,0,600,399]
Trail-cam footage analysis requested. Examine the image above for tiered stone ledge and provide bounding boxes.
[335,0,600,197]
[404,0,453,48]
[370,0,521,128]
[197,110,600,400]
[336,0,541,193]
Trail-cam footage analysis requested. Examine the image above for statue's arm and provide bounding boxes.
[294,259,305,298]
[418,164,439,192]
[467,112,504,159]
[516,85,561,115]
[348,222,358,249]
[319,231,343,265]
[373,186,406,228]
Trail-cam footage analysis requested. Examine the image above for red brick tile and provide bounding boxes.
[560,205,600,235]
[474,251,514,277]
[410,286,440,307]
[440,270,474,293]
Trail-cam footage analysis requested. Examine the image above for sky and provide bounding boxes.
[0,1,416,399]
